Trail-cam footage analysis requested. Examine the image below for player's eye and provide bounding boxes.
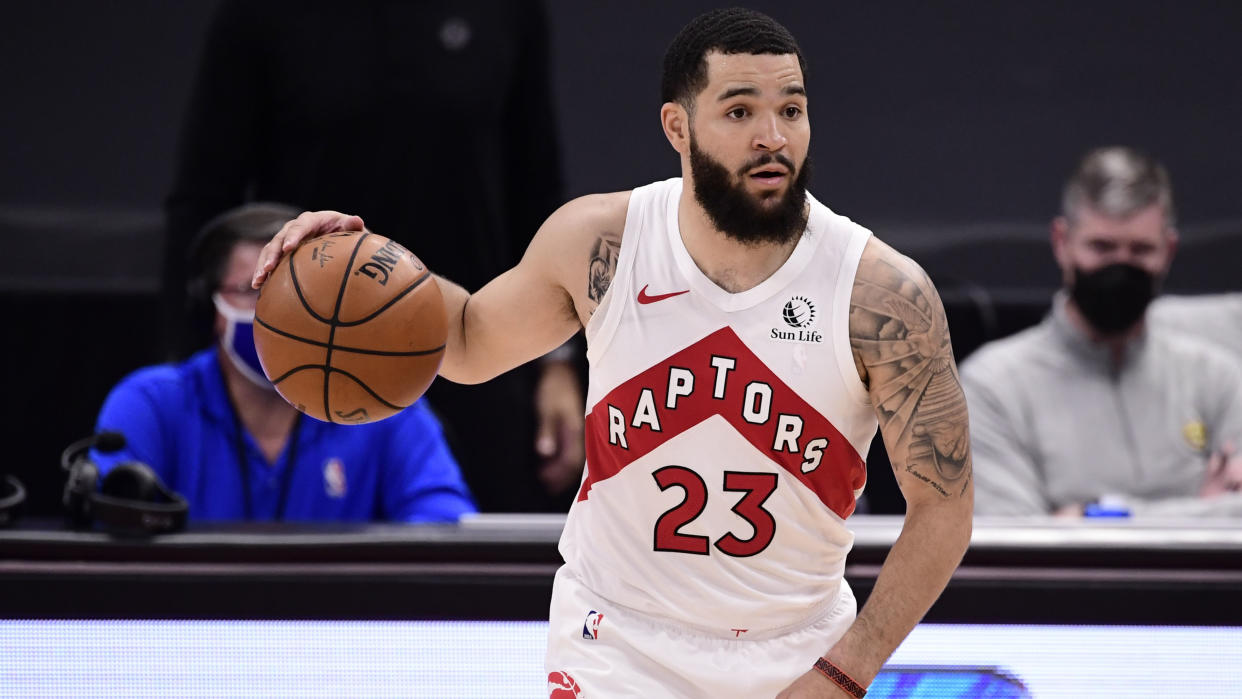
[783,106,802,118]
[726,107,748,120]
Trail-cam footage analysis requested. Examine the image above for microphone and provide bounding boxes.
[60,431,127,471]
[0,475,25,525]
[59,429,188,534]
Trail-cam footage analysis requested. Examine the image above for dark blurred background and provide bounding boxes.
[4,0,1240,516]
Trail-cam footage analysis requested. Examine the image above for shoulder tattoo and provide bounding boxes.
[587,233,621,308]
[849,253,972,498]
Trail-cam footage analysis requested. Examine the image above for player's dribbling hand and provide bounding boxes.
[251,210,366,288]
[774,669,853,698]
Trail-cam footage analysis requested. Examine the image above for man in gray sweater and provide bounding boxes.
[961,147,1242,517]
[1150,293,1242,359]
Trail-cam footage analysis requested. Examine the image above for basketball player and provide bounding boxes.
[254,9,972,697]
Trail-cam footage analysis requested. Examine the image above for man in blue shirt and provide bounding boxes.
[93,203,476,522]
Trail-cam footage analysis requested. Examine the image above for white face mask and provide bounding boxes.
[213,292,273,390]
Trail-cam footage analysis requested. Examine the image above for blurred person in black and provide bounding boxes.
[163,0,582,512]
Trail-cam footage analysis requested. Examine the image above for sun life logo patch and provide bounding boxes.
[772,295,823,343]
[783,296,815,328]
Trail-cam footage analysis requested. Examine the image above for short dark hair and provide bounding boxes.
[188,202,301,299]
[1061,146,1175,227]
[661,8,807,109]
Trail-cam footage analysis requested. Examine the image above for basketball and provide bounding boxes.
[253,231,446,424]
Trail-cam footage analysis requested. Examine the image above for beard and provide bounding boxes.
[688,135,811,247]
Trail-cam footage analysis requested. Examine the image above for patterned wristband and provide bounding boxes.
[813,657,867,698]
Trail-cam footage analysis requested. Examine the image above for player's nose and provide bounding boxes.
[752,114,788,152]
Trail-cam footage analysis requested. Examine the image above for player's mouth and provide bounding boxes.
[748,166,789,188]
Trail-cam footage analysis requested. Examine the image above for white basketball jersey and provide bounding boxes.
[560,178,879,635]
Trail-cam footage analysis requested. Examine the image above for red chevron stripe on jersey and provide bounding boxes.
[580,326,866,518]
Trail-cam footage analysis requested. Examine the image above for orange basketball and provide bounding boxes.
[254,230,446,424]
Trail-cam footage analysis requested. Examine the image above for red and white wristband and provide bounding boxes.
[813,657,867,698]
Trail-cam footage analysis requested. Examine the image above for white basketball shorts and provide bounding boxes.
[544,566,857,698]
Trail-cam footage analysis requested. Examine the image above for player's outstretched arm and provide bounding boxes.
[436,193,627,383]
[251,195,628,386]
[779,237,973,698]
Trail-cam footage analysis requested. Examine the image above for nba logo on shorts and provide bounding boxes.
[548,671,582,697]
[323,458,347,498]
[581,610,604,639]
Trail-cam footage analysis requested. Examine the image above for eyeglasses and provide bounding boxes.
[217,281,260,308]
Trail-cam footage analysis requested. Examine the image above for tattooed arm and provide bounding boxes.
[251,198,623,499]
[250,197,628,385]
[783,237,973,697]
[529,223,620,495]
[586,234,621,310]
[848,239,972,497]
[435,192,630,384]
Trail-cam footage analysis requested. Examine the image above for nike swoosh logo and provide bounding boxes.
[637,284,690,304]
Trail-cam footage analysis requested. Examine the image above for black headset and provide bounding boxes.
[0,473,26,527]
[61,432,189,535]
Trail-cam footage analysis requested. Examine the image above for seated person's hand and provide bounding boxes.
[1052,502,1085,517]
[252,210,365,288]
[534,361,586,496]
[1200,442,1242,498]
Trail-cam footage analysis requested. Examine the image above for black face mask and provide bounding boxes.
[1069,263,1159,335]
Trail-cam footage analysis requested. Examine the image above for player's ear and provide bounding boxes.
[1163,224,1180,267]
[1050,216,1071,270]
[661,102,690,155]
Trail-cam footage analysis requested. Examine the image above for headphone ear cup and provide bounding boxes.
[0,475,26,527]
[63,458,99,527]
[91,461,188,535]
[100,462,162,501]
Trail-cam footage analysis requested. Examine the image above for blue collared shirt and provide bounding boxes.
[92,348,476,522]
